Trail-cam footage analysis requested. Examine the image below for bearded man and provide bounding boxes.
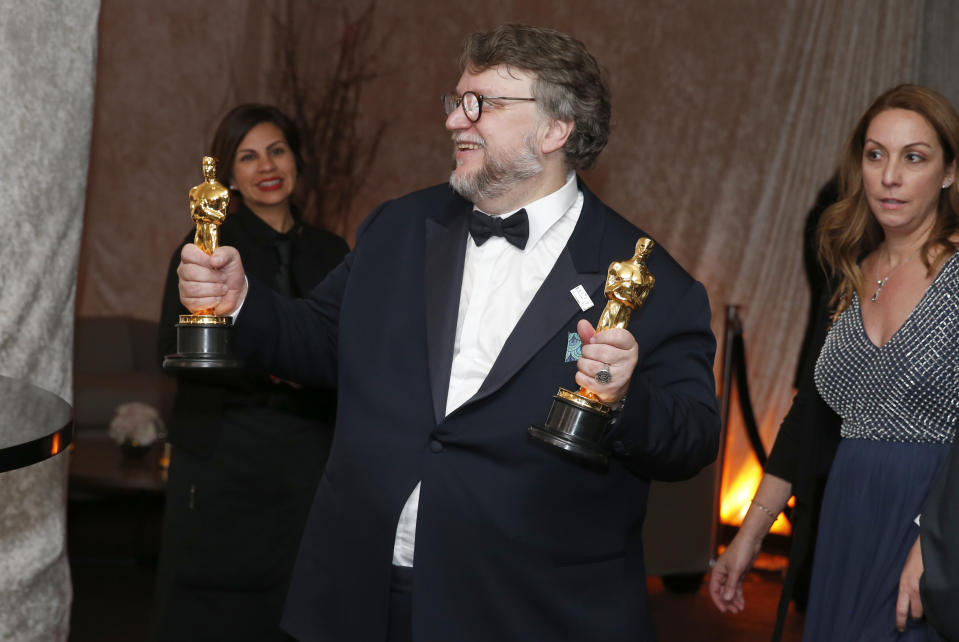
[176,23,719,642]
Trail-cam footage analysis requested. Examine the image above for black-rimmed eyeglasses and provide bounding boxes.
[442,91,536,123]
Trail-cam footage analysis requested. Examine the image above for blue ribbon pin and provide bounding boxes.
[565,332,583,363]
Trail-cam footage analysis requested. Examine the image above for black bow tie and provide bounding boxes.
[468,208,529,250]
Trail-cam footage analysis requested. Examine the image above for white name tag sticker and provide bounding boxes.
[570,285,593,311]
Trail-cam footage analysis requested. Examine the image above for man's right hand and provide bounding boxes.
[177,243,248,315]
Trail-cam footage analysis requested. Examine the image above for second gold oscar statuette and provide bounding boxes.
[529,237,655,466]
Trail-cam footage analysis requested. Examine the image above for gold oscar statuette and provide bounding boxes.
[529,237,655,466]
[162,156,242,371]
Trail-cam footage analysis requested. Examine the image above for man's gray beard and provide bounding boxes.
[449,134,542,204]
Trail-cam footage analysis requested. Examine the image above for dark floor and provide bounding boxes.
[68,493,163,642]
[67,493,803,641]
[649,566,803,642]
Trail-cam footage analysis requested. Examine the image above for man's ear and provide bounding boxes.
[540,118,574,155]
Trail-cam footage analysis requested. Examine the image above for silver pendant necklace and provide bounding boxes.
[872,248,912,302]
[871,275,889,302]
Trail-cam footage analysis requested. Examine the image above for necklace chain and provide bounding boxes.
[871,275,889,302]
[871,247,912,302]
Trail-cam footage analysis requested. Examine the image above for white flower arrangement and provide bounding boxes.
[108,402,165,447]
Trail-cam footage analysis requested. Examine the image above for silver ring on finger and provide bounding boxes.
[594,363,612,385]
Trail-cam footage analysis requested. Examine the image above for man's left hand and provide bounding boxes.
[574,318,638,405]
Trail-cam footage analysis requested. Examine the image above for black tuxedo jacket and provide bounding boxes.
[235,181,720,642]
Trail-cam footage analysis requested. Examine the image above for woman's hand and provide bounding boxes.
[709,531,763,613]
[709,474,791,614]
[896,535,923,631]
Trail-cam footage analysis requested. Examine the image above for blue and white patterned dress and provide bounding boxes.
[803,251,959,641]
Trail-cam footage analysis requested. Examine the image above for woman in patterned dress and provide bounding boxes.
[711,84,959,641]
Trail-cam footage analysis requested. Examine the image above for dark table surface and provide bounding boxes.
[0,374,73,473]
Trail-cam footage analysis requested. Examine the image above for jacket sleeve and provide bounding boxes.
[765,287,838,488]
[232,201,388,388]
[233,252,349,389]
[609,278,720,481]
[765,384,811,484]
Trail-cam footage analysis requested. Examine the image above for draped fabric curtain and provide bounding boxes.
[917,0,959,108]
[0,1,100,639]
[79,0,950,514]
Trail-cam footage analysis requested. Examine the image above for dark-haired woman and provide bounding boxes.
[711,84,959,641]
[151,104,348,641]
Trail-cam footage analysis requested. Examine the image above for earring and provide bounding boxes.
[943,181,953,189]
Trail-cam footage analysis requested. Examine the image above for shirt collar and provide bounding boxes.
[475,172,578,252]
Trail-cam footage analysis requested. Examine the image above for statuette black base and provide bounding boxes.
[163,316,242,371]
[529,388,612,467]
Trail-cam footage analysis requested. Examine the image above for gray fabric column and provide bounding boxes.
[0,1,100,640]
[916,0,959,107]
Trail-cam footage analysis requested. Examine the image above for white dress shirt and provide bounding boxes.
[392,174,584,566]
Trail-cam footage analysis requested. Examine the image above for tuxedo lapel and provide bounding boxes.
[469,182,609,406]
[424,201,471,424]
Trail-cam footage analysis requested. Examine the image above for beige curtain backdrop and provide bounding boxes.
[78,0,953,518]
[0,1,100,639]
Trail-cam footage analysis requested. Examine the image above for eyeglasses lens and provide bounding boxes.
[443,92,481,122]
[462,92,480,121]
